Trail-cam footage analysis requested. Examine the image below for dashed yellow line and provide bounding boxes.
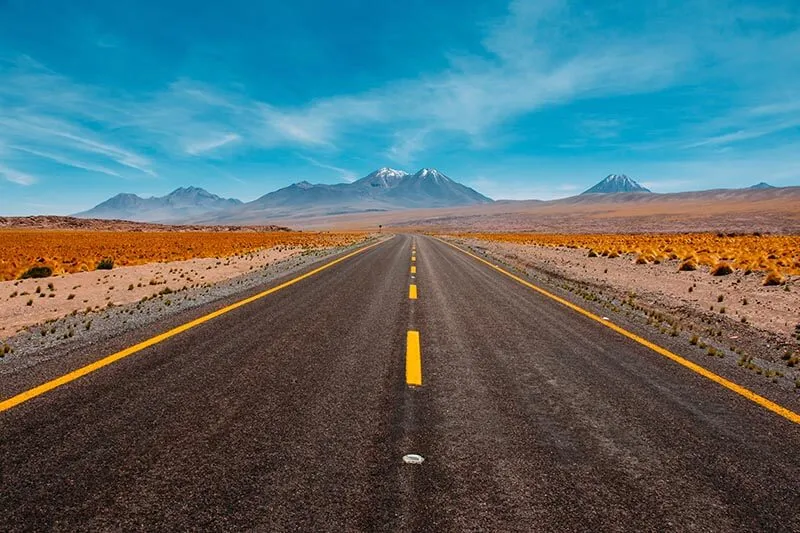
[409,284,418,300]
[436,237,800,426]
[411,265,417,274]
[0,238,388,414]
[406,330,422,386]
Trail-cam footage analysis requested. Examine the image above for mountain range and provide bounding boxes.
[76,168,492,223]
[75,168,784,224]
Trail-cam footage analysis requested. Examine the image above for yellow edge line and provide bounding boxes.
[406,330,422,386]
[0,238,388,414]
[436,237,800,425]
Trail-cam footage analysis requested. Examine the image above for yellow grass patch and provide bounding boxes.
[454,233,800,276]
[0,230,369,281]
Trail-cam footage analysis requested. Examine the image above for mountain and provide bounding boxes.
[352,167,409,189]
[748,182,775,189]
[76,187,243,222]
[213,167,492,222]
[75,168,493,224]
[582,174,651,194]
[385,168,492,207]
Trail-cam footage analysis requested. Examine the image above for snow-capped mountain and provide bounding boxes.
[76,167,494,223]
[353,167,409,189]
[386,168,492,207]
[582,174,651,194]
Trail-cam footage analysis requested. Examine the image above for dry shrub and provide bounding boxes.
[711,262,733,276]
[763,270,785,286]
[635,255,649,265]
[678,259,697,271]
[607,251,620,258]
[587,249,598,257]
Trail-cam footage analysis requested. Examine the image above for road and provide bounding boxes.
[1,235,799,532]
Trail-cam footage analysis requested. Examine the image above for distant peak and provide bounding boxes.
[375,167,406,175]
[294,180,314,189]
[415,168,446,179]
[748,182,775,189]
[582,174,651,194]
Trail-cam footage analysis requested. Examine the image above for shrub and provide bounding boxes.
[678,260,697,271]
[690,335,699,345]
[717,295,724,302]
[20,266,52,279]
[711,262,733,276]
[587,249,598,257]
[96,258,114,270]
[762,271,784,286]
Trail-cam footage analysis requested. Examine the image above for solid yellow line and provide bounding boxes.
[406,330,422,386]
[411,265,417,274]
[436,237,800,425]
[409,284,418,300]
[0,238,387,414]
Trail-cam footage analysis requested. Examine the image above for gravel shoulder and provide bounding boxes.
[0,237,379,379]
[445,236,800,395]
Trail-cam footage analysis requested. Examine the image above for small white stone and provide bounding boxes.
[402,454,425,464]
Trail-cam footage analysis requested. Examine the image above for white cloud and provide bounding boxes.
[10,146,123,177]
[184,133,241,155]
[0,164,36,185]
[298,155,357,182]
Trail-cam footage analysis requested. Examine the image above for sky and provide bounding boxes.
[1,0,799,214]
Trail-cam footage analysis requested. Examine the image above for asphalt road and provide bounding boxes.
[1,235,799,532]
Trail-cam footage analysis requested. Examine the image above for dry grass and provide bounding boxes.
[0,230,368,281]
[455,232,800,276]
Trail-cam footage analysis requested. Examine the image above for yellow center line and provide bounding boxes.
[0,238,389,414]
[436,237,800,426]
[411,265,417,274]
[406,330,422,386]
[409,284,418,300]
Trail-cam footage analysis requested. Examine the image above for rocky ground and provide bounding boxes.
[446,236,800,393]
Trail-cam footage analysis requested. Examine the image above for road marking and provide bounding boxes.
[409,284,418,300]
[437,238,800,425]
[0,238,388,414]
[411,266,417,274]
[406,330,422,386]
[412,255,416,262]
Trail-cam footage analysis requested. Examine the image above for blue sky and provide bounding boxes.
[1,0,799,214]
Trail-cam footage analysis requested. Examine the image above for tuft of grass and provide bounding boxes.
[762,270,784,286]
[20,265,52,279]
[678,260,697,272]
[587,249,598,258]
[96,258,114,270]
[717,294,724,302]
[690,334,699,345]
[710,262,733,276]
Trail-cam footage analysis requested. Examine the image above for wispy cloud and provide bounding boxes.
[0,164,36,185]
[298,155,357,182]
[10,146,123,177]
[184,133,241,155]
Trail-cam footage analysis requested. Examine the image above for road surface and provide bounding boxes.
[1,235,799,532]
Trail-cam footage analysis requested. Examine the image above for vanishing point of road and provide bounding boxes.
[1,235,799,532]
